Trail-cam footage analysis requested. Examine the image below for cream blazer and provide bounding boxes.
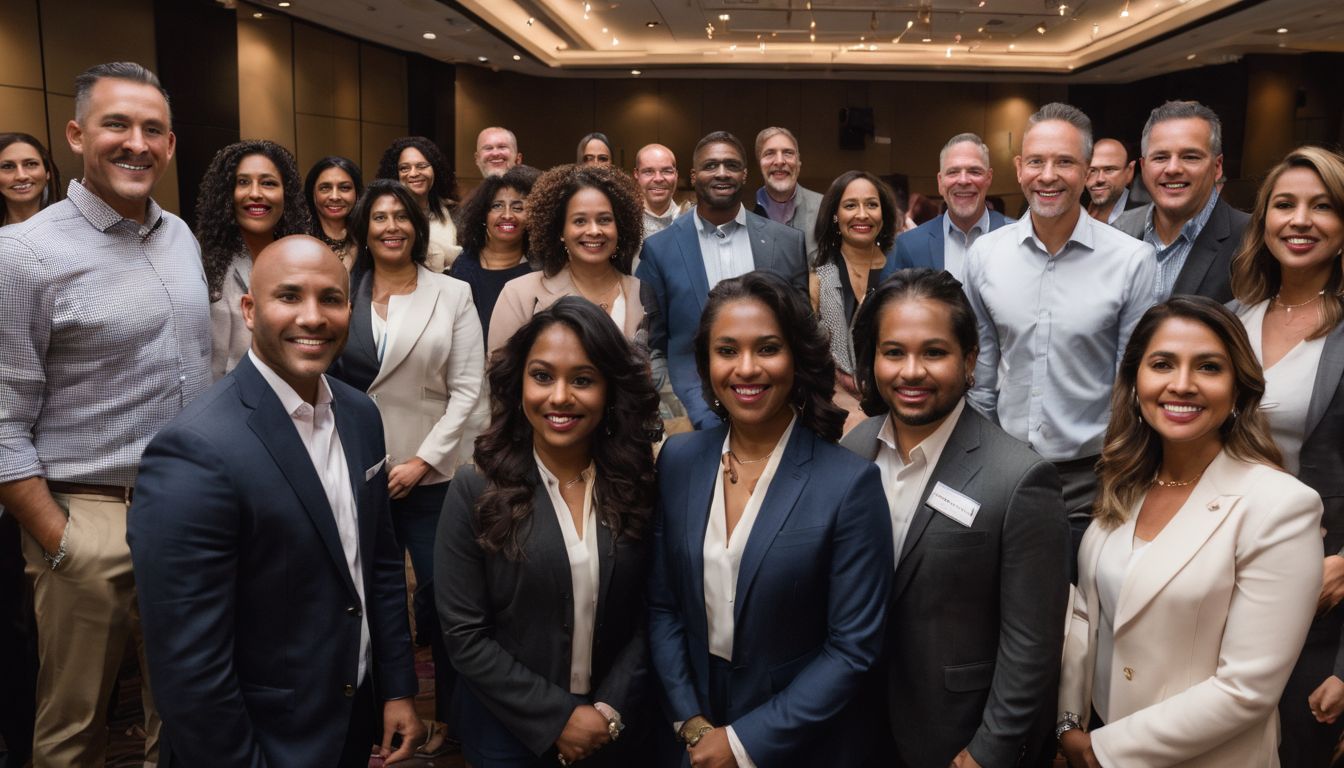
[487,268,644,356]
[368,267,485,484]
[1059,450,1324,767]
[424,214,461,273]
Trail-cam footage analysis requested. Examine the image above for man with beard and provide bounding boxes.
[842,268,1068,768]
[636,131,808,429]
[884,133,1011,282]
[1113,101,1247,302]
[962,103,1156,578]
[752,127,823,263]
[1084,138,1140,224]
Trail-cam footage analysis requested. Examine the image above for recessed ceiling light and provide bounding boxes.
[422,32,436,40]
[526,17,534,25]
[252,11,263,17]
[631,69,641,75]
[921,37,932,43]
[645,21,659,28]
[477,55,488,62]
[1008,43,1016,49]
[611,36,619,45]
[1277,27,1288,33]
[512,54,521,61]
[1036,23,1047,34]
[602,27,608,33]
[277,1,290,6]
[719,14,730,21]
[1186,52,1197,59]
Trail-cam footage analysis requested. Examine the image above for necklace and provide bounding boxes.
[1152,471,1203,488]
[563,473,586,490]
[573,272,622,311]
[1273,290,1325,314]
[373,272,417,303]
[721,448,770,485]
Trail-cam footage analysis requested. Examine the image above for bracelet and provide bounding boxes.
[42,522,69,571]
[1055,711,1083,742]
[678,715,714,747]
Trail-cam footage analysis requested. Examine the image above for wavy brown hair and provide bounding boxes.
[525,164,644,276]
[0,133,62,224]
[456,165,541,255]
[473,297,661,560]
[813,170,899,267]
[1094,296,1282,529]
[1230,145,1344,340]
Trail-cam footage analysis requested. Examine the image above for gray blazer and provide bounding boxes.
[841,406,1070,767]
[1112,196,1249,303]
[209,252,251,381]
[755,184,823,264]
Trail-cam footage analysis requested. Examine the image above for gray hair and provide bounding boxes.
[939,132,991,169]
[74,62,170,124]
[477,126,518,150]
[1026,102,1093,162]
[754,126,800,160]
[1140,100,1222,157]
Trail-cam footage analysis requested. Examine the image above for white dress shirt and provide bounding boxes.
[1237,300,1326,474]
[535,455,600,695]
[941,210,992,282]
[694,206,756,289]
[248,349,370,683]
[875,400,965,562]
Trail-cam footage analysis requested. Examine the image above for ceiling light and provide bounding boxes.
[631,69,641,75]
[1091,22,1100,37]
[512,54,521,61]
[645,20,659,28]
[277,1,290,6]
[922,36,932,42]
[477,55,488,62]
[1058,3,1068,14]
[978,0,986,6]
[719,13,730,21]
[601,27,607,33]
[252,11,263,17]
[810,33,816,41]
[729,44,737,50]
[1120,1,1130,17]
[422,32,436,39]
[611,36,619,45]
[1186,52,1197,59]
[1036,22,1047,33]
[1277,27,1288,33]
[1008,42,1016,49]
[945,46,953,57]
[977,26,985,32]
[526,17,534,25]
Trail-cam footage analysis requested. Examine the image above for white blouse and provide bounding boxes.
[703,417,796,661]
[370,293,410,363]
[536,455,599,695]
[1094,515,1149,723]
[1238,299,1326,474]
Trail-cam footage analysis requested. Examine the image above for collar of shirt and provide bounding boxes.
[1105,188,1130,225]
[533,451,596,491]
[247,349,334,416]
[755,186,797,225]
[1143,189,1219,253]
[695,203,749,239]
[946,208,992,243]
[1016,208,1095,260]
[66,178,164,235]
[644,204,678,226]
[876,399,965,469]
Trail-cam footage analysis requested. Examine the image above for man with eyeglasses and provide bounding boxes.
[883,132,1011,283]
[636,131,807,429]
[1085,138,1141,225]
[752,127,823,263]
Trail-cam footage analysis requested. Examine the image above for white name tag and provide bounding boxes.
[364,456,388,481]
[927,482,980,527]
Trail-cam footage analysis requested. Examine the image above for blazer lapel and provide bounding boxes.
[734,425,811,624]
[1113,451,1239,633]
[676,218,711,306]
[347,271,380,374]
[527,467,573,606]
[332,392,376,549]
[747,212,773,272]
[928,218,946,270]
[370,269,437,388]
[596,509,615,629]
[1305,321,1344,441]
[684,430,723,632]
[1171,199,1228,296]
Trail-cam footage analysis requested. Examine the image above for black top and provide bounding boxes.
[835,261,882,325]
[446,249,534,351]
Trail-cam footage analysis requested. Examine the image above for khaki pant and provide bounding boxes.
[20,492,159,767]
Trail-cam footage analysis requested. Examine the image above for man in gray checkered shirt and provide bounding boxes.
[0,62,210,767]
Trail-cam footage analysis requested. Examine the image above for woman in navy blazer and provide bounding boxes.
[648,271,893,767]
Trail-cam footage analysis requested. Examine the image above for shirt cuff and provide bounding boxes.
[726,725,756,768]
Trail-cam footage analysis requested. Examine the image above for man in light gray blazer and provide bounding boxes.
[751,126,823,264]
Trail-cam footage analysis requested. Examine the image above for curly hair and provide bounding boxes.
[1093,296,1282,529]
[813,170,899,267]
[374,136,458,223]
[473,296,661,560]
[303,155,363,233]
[0,133,62,225]
[526,164,644,277]
[195,140,310,301]
[456,165,542,255]
[694,271,847,442]
[347,179,430,276]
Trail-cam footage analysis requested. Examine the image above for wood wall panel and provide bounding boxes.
[40,0,156,97]
[295,113,361,175]
[0,0,44,89]
[294,24,359,120]
[359,43,407,126]
[360,121,407,183]
[0,86,51,146]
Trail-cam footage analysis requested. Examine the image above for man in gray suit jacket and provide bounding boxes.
[637,131,808,429]
[1112,101,1249,303]
[752,126,823,263]
[841,269,1069,768]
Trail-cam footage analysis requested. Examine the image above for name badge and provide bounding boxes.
[365,456,389,481]
[927,482,980,527]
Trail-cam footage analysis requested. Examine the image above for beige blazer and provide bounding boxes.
[424,214,461,273]
[1059,450,1323,767]
[209,252,251,381]
[487,268,644,356]
[365,267,485,484]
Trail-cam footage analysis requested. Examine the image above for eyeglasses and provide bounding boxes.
[489,201,526,214]
[397,162,432,174]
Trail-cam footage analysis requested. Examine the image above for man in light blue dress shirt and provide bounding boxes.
[963,103,1157,580]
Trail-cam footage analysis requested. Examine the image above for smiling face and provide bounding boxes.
[1141,117,1222,224]
[1086,139,1134,210]
[0,141,50,212]
[1015,119,1086,221]
[1135,316,1234,456]
[707,298,796,433]
[758,133,801,199]
[523,322,607,462]
[312,166,356,228]
[580,139,612,167]
[937,141,992,228]
[1263,166,1343,283]
[365,193,415,270]
[66,77,175,221]
[562,186,617,268]
[634,145,678,213]
[874,297,975,442]
[233,153,284,239]
[486,186,527,249]
[475,128,519,177]
[396,146,434,203]
[836,177,884,249]
[692,141,748,212]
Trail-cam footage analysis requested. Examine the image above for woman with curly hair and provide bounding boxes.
[810,170,899,431]
[196,139,310,380]
[447,165,540,349]
[0,132,61,225]
[648,270,893,767]
[303,155,363,270]
[488,164,646,356]
[436,296,661,767]
[376,136,460,272]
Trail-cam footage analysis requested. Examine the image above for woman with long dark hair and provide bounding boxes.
[648,271,893,767]
[577,132,614,167]
[1057,297,1323,767]
[303,155,363,270]
[196,139,310,379]
[436,297,660,767]
[376,136,460,272]
[0,133,61,226]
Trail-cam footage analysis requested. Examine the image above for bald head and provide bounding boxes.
[243,235,351,402]
[475,127,521,177]
[634,143,678,214]
[1086,138,1135,218]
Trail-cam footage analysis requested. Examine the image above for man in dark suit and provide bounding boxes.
[128,236,424,767]
[636,130,809,429]
[882,133,1010,283]
[1085,138,1144,225]
[1112,100,1249,303]
[841,268,1069,768]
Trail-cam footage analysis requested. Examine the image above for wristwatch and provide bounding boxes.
[42,522,69,571]
[1055,711,1083,742]
[678,715,714,747]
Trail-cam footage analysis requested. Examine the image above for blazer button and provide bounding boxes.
[347,605,362,617]
[1123,667,1134,681]
[344,684,355,697]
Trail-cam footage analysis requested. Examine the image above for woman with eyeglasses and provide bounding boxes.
[376,136,461,272]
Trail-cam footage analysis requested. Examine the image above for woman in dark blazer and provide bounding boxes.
[1228,145,1344,767]
[647,270,893,767]
[436,297,662,767]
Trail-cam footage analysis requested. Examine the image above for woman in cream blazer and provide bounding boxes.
[1058,297,1324,768]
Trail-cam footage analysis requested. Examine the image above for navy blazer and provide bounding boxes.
[129,355,417,768]
[881,210,1010,282]
[647,423,893,766]
[635,209,808,430]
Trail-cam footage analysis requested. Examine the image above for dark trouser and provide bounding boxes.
[0,513,36,768]
[337,681,376,768]
[391,482,453,726]
[1053,455,1100,585]
[1279,618,1344,768]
